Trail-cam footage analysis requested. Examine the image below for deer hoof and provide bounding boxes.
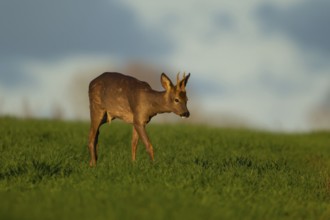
[89,160,96,167]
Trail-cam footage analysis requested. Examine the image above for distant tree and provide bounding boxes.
[51,102,65,120]
[123,62,165,90]
[0,97,4,115]
[68,73,93,120]
[22,97,34,118]
[309,89,330,130]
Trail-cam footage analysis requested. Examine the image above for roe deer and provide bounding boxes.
[88,72,191,166]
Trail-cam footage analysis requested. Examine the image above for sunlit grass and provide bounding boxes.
[0,117,329,220]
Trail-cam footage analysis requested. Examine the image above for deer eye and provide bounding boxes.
[174,98,180,103]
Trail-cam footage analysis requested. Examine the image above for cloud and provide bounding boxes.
[256,0,330,55]
[0,0,172,60]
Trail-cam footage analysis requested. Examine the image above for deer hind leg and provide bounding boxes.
[88,107,107,167]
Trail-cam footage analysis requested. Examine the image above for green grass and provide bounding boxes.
[0,117,329,220]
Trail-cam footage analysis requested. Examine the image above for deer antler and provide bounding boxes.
[176,72,180,85]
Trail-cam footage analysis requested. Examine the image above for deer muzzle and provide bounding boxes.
[180,111,190,118]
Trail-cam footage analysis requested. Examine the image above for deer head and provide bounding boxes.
[161,72,191,118]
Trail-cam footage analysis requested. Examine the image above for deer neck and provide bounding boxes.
[147,90,170,115]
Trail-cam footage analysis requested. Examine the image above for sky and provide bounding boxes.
[0,0,329,131]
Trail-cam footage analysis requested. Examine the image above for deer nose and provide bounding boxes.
[180,111,190,118]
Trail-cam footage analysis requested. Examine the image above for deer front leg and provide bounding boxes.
[133,124,154,161]
[131,126,139,161]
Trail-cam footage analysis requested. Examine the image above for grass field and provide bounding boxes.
[0,117,329,220]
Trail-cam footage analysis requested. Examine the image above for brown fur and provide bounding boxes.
[88,72,191,166]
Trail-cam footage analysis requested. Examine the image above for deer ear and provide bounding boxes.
[179,73,191,89]
[161,73,173,91]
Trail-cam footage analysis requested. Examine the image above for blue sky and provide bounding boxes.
[0,0,329,131]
